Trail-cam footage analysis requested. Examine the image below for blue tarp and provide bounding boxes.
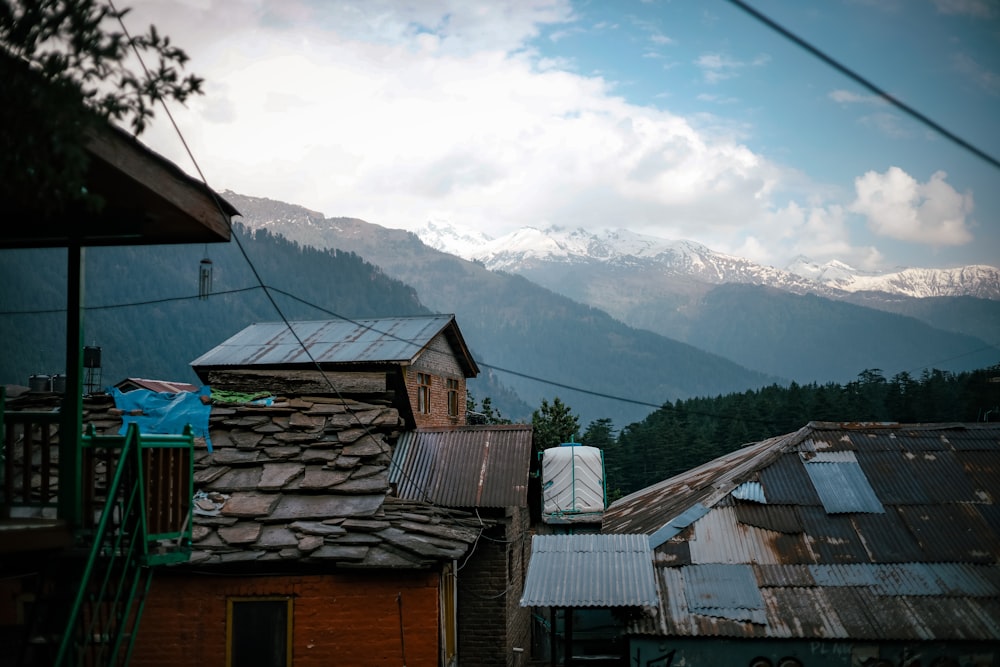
[111,386,213,452]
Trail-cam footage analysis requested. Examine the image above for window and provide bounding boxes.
[447,378,459,418]
[227,597,292,667]
[417,372,431,414]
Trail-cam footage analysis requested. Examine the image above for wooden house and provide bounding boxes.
[0,101,237,666]
[521,422,1000,667]
[190,315,480,429]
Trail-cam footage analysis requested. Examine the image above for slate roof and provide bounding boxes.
[390,425,533,508]
[600,422,1000,641]
[190,315,479,377]
[77,393,484,569]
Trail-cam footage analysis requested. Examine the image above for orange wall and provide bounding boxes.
[131,570,441,667]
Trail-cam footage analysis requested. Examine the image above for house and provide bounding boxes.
[98,389,483,667]
[1,56,237,664]
[190,315,479,429]
[521,422,1000,667]
[109,315,530,667]
[391,425,535,666]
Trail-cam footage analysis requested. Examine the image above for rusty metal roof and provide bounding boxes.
[519,534,658,608]
[191,315,479,377]
[389,425,532,508]
[598,422,1000,642]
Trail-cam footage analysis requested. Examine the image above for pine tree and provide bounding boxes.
[531,397,580,450]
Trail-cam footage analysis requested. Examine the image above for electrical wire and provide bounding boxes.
[725,0,1000,172]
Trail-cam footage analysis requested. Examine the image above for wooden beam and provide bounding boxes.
[205,369,389,396]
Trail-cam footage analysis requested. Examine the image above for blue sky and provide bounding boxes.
[132,0,999,272]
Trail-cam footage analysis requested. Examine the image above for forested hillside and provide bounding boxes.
[224,192,780,428]
[592,365,1000,498]
[0,225,532,418]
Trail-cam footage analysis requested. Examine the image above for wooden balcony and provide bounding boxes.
[1,404,193,560]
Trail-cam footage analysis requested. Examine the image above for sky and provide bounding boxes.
[128,0,1000,272]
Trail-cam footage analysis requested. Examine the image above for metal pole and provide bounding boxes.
[59,244,84,528]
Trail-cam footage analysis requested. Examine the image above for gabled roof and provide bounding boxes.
[598,422,1000,641]
[390,425,533,508]
[191,315,479,377]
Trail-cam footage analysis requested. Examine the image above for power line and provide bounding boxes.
[4,280,997,423]
[0,286,262,315]
[724,0,1000,172]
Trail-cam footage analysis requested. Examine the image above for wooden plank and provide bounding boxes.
[83,124,233,242]
[206,369,388,395]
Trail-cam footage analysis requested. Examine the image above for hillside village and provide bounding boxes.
[2,2,1000,666]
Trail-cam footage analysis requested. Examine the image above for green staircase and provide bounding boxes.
[16,423,194,667]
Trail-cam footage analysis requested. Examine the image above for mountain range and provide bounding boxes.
[224,192,998,420]
[418,222,1000,300]
[4,189,996,432]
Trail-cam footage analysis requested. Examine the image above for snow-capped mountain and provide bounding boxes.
[415,221,1000,300]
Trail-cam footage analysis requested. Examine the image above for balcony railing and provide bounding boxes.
[1,407,194,556]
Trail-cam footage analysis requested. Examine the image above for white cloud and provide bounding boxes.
[850,167,974,246]
[828,89,886,105]
[121,1,985,272]
[951,53,1000,96]
[933,0,997,17]
[126,1,792,245]
[859,112,911,138]
[695,52,770,84]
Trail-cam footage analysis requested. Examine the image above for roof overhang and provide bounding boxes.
[2,121,236,249]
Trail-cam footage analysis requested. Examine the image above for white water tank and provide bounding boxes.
[541,444,606,524]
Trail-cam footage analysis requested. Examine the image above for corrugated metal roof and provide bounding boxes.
[191,315,479,376]
[684,564,766,624]
[602,422,1000,642]
[802,454,885,514]
[519,534,658,608]
[389,425,532,508]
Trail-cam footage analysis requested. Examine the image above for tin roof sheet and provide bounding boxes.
[389,426,532,508]
[802,457,885,514]
[519,534,658,608]
[191,315,478,376]
[602,423,1000,642]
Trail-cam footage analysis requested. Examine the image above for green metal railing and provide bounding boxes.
[53,423,194,667]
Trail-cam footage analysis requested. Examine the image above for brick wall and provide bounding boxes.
[457,508,532,667]
[131,570,441,667]
[403,367,467,428]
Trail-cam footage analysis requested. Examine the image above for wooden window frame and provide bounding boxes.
[446,378,459,418]
[226,596,293,667]
[417,372,431,414]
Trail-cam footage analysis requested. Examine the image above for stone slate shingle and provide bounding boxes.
[67,392,485,569]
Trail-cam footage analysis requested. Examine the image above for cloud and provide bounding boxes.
[951,53,1000,96]
[859,112,911,138]
[850,167,974,246]
[828,89,886,106]
[932,0,997,17]
[695,52,770,84]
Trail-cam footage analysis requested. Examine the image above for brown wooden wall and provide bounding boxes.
[131,570,441,667]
